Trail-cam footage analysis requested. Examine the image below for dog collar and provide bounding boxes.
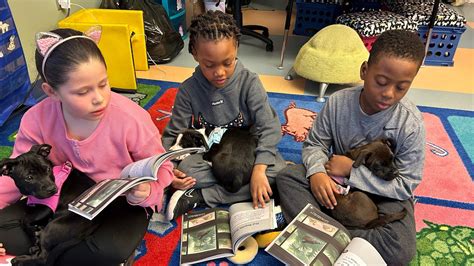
[27,161,73,212]
[207,127,227,148]
[330,175,350,196]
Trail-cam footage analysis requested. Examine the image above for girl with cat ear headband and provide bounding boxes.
[35,25,103,87]
[0,25,175,265]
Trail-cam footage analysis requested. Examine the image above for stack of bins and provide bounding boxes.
[293,0,344,36]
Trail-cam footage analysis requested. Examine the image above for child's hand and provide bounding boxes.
[0,243,6,256]
[309,172,339,209]
[325,155,354,177]
[126,182,151,204]
[250,164,272,209]
[172,169,196,190]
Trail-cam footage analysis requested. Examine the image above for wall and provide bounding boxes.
[8,0,101,80]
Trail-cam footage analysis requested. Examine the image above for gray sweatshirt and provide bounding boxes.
[303,86,425,200]
[162,60,282,166]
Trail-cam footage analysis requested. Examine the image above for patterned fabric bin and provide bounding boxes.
[293,1,344,36]
[345,0,381,12]
[336,10,418,50]
[382,0,466,66]
[382,0,466,27]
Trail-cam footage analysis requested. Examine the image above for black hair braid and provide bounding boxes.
[188,10,241,54]
[368,30,425,67]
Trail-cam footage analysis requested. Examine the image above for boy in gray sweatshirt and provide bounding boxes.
[276,30,426,265]
[163,11,285,221]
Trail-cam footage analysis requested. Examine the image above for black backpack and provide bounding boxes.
[101,0,184,64]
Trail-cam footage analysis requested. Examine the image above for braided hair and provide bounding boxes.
[368,30,425,68]
[188,10,241,54]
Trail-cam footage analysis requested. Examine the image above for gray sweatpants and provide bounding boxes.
[276,164,416,265]
[177,153,286,207]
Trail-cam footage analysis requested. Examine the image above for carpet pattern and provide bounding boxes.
[0,79,472,265]
[135,80,474,266]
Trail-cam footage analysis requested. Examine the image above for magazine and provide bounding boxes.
[265,204,386,266]
[68,147,206,220]
[180,199,277,265]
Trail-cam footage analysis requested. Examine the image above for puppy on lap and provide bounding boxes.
[169,127,257,193]
[162,11,285,222]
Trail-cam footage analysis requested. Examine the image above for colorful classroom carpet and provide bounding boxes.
[0,79,472,265]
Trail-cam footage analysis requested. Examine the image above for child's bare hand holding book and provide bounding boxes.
[126,183,152,204]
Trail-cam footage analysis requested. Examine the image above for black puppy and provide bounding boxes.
[0,144,98,266]
[329,139,407,229]
[170,128,257,193]
[1,145,56,199]
[1,145,58,238]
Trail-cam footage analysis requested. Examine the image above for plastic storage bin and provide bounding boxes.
[0,0,33,126]
[418,25,466,67]
[154,0,185,18]
[170,10,187,38]
[293,1,344,36]
[58,9,148,91]
[155,0,187,39]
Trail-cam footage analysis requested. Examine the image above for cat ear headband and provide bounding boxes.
[36,25,102,83]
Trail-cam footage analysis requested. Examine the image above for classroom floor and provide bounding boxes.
[136,2,474,111]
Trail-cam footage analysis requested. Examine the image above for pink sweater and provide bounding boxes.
[0,92,173,211]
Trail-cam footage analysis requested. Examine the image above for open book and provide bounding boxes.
[266,204,386,266]
[68,147,206,220]
[180,200,277,265]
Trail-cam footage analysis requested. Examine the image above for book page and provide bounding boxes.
[121,147,206,179]
[266,204,351,266]
[180,208,234,265]
[334,237,386,266]
[120,156,158,179]
[229,200,276,251]
[68,176,153,220]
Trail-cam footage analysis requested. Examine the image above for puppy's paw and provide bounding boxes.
[28,245,41,255]
[11,255,32,266]
[11,253,46,266]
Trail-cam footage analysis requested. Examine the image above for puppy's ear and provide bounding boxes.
[353,150,372,168]
[0,158,17,176]
[30,144,52,157]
